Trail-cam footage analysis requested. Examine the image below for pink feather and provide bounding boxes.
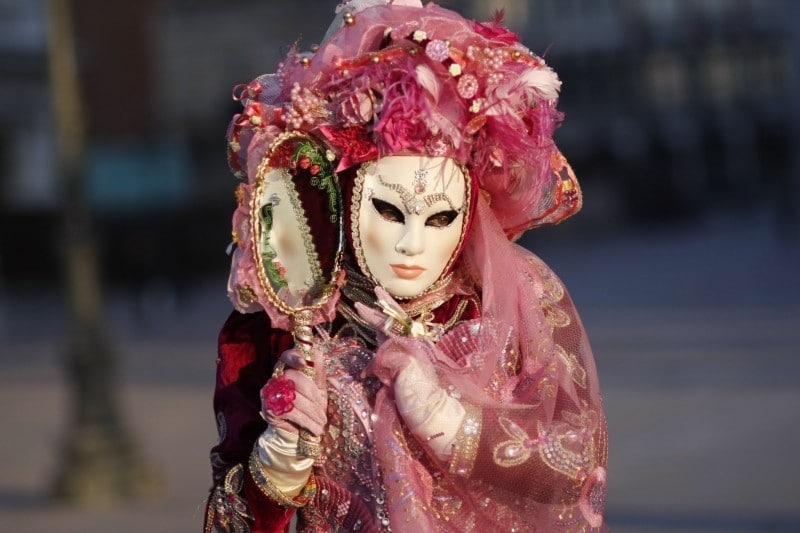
[415,64,441,104]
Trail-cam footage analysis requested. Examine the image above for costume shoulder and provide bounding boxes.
[217,310,291,388]
[219,309,272,346]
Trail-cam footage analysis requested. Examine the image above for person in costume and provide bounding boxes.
[204,1,608,531]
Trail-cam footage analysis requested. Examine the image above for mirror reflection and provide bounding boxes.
[251,135,342,311]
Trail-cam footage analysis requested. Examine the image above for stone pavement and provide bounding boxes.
[1,207,798,532]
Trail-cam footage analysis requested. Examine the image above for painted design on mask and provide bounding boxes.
[413,169,428,194]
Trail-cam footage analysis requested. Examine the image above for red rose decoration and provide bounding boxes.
[268,141,293,169]
[261,375,296,416]
[319,125,379,171]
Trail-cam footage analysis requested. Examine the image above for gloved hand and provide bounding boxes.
[255,346,327,496]
[260,347,327,437]
[358,288,465,461]
[392,355,465,461]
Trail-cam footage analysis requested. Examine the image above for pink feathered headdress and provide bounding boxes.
[227,0,581,241]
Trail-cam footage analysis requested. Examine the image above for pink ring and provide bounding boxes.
[261,375,296,416]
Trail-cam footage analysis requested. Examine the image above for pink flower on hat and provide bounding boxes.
[374,104,428,155]
[373,75,430,155]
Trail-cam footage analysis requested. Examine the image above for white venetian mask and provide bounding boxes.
[353,155,469,298]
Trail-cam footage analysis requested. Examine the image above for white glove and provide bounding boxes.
[255,426,314,496]
[255,347,327,496]
[356,286,465,461]
[394,358,465,462]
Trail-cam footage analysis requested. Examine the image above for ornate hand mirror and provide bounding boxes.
[250,132,343,354]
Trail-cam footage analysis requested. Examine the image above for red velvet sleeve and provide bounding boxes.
[203,310,297,533]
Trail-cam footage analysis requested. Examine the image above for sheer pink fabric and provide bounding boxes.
[364,196,608,531]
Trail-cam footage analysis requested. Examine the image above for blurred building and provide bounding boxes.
[465,0,799,224]
[0,0,797,289]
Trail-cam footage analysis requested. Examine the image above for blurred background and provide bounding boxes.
[1,0,798,531]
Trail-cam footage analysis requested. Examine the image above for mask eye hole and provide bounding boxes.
[372,198,405,224]
[425,210,458,228]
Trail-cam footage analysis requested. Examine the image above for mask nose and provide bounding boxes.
[395,221,424,256]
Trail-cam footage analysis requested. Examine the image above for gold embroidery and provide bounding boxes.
[484,326,522,400]
[545,305,571,328]
[237,284,257,305]
[526,255,572,329]
[248,449,317,508]
[556,477,593,532]
[449,403,482,477]
[538,407,598,481]
[523,337,557,399]
[530,256,565,303]
[553,343,588,390]
[441,296,477,331]
[235,183,246,205]
[492,416,534,468]
[491,407,598,481]
[204,492,216,533]
[206,463,253,533]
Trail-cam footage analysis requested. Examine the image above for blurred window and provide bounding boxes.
[645,51,688,108]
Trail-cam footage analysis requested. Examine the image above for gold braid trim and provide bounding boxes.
[205,464,253,533]
[448,402,483,477]
[203,491,217,533]
[248,448,317,508]
[441,296,476,331]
